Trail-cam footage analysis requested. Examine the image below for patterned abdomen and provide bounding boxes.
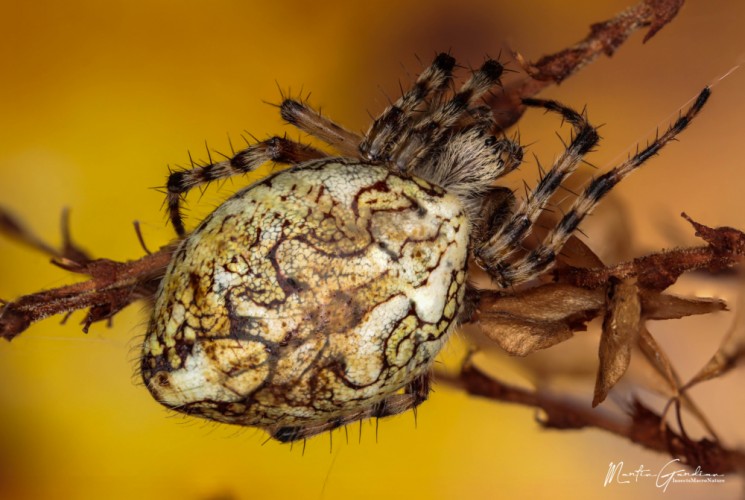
[142,159,469,432]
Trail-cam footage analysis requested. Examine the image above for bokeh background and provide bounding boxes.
[1,0,744,498]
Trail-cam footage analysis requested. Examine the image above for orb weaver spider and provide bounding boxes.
[142,52,709,442]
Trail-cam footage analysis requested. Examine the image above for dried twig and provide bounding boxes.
[556,214,745,290]
[0,206,174,340]
[490,0,686,128]
[437,358,745,474]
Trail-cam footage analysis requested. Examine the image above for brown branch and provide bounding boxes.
[0,205,177,340]
[556,214,745,290]
[438,359,745,474]
[2,212,739,345]
[1,248,173,340]
[490,0,686,128]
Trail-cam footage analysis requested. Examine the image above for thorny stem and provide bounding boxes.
[489,0,685,128]
[556,214,745,290]
[0,248,173,340]
[436,363,625,436]
[437,359,745,474]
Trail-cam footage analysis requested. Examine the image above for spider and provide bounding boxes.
[140,53,710,442]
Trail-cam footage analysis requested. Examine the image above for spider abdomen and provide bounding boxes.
[142,159,469,435]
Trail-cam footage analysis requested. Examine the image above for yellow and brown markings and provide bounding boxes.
[142,159,469,431]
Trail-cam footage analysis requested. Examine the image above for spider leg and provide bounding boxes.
[269,373,431,442]
[360,53,457,162]
[389,58,504,173]
[280,99,363,157]
[480,87,711,287]
[166,136,327,236]
[474,97,600,279]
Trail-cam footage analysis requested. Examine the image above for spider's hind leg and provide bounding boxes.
[279,98,363,157]
[477,87,711,288]
[166,136,327,236]
[473,96,600,286]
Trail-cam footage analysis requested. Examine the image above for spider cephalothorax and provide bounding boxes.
[141,53,709,442]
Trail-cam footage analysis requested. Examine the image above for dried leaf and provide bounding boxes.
[556,234,606,270]
[478,283,605,323]
[593,278,641,407]
[476,314,575,357]
[636,326,719,439]
[637,325,679,394]
[683,276,745,390]
[476,284,604,356]
[640,290,727,320]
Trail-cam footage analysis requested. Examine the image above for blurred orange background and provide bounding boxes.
[1,1,744,499]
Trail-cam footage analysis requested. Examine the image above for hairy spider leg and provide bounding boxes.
[279,99,363,157]
[388,58,505,174]
[474,97,600,280]
[166,136,327,236]
[269,373,431,442]
[482,87,711,287]
[360,52,457,161]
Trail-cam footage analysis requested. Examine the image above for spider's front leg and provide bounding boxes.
[360,52,457,162]
[166,136,326,236]
[387,59,505,174]
[269,373,432,443]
